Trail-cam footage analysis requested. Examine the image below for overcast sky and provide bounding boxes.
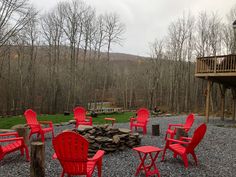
[30,0,236,57]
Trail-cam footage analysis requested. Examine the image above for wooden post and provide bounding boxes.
[16,127,29,146]
[176,127,188,140]
[219,84,227,121]
[152,124,160,136]
[30,142,45,177]
[205,80,212,123]
[214,57,217,73]
[232,88,236,121]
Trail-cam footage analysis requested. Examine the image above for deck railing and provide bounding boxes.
[196,54,236,74]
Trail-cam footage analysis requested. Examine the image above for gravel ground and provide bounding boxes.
[0,115,235,177]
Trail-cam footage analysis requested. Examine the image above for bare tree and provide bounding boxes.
[148,39,165,109]
[195,12,210,57]
[59,0,84,109]
[95,15,106,60]
[208,13,222,56]
[104,13,125,61]
[166,13,195,112]
[23,7,38,109]
[222,25,234,54]
[41,7,64,113]
[99,13,125,109]
[0,0,32,47]
[227,4,236,23]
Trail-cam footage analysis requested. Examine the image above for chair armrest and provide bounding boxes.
[180,137,192,141]
[130,117,136,122]
[86,116,92,122]
[39,121,53,127]
[0,137,24,143]
[167,138,190,145]
[168,124,183,129]
[88,150,105,162]
[28,123,40,127]
[39,121,53,124]
[0,132,18,137]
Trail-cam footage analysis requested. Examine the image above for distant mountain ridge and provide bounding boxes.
[108,52,148,61]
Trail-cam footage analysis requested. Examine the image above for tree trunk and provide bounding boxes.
[30,142,45,177]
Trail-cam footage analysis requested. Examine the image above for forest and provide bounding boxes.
[0,0,236,115]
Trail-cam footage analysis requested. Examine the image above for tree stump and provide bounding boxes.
[64,111,70,116]
[30,142,45,177]
[16,127,29,146]
[152,124,160,136]
[175,127,188,140]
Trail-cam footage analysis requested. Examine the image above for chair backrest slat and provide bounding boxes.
[0,145,3,155]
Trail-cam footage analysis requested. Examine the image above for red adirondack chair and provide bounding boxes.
[0,132,30,161]
[73,106,92,128]
[24,109,54,142]
[162,123,207,168]
[165,113,195,140]
[52,131,105,177]
[130,108,150,135]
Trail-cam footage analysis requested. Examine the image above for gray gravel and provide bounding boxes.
[0,115,235,177]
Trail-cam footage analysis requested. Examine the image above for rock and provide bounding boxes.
[126,141,136,147]
[0,129,15,133]
[118,134,129,139]
[88,149,97,153]
[118,128,131,134]
[110,128,119,132]
[60,122,69,126]
[131,133,139,137]
[89,135,95,139]
[77,125,93,132]
[95,136,112,143]
[11,124,28,130]
[120,140,126,143]
[88,129,96,134]
[129,135,136,139]
[62,129,72,132]
[90,143,100,149]
[165,113,172,117]
[101,124,109,129]
[83,133,90,139]
[119,146,125,151]
[87,139,95,143]
[105,126,112,131]
[113,135,120,144]
[106,144,117,148]
[102,147,117,152]
[68,120,76,124]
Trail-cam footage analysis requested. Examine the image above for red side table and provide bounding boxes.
[104,117,116,126]
[133,146,162,177]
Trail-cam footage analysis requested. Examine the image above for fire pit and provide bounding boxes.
[72,125,142,156]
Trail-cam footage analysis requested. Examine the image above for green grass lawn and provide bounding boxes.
[0,112,134,129]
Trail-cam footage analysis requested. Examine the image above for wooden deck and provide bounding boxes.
[195,54,236,87]
[195,54,236,122]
